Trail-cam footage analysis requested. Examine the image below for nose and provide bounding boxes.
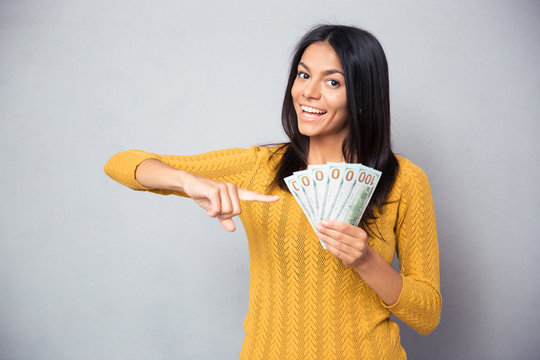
[302,79,321,99]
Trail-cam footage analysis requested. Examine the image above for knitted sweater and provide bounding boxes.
[104,145,441,359]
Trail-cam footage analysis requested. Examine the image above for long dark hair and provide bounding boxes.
[267,24,399,234]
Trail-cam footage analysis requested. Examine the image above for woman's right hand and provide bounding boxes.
[180,171,280,232]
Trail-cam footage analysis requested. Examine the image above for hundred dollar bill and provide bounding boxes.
[284,174,326,249]
[321,164,348,221]
[285,163,382,250]
[325,163,362,221]
[293,169,318,222]
[284,174,314,223]
[328,163,370,222]
[307,164,329,222]
[339,166,382,226]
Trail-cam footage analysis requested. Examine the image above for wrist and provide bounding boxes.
[354,245,375,274]
[172,170,190,192]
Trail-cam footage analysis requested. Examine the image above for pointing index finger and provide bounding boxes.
[237,188,280,202]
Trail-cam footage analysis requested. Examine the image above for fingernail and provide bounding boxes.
[321,220,329,226]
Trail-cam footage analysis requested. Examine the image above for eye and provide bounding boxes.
[297,71,309,79]
[326,79,340,87]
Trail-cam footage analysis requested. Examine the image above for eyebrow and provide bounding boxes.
[298,62,344,76]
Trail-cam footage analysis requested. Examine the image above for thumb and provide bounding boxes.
[218,216,236,232]
[238,188,280,203]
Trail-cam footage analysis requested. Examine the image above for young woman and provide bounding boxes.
[104,24,441,359]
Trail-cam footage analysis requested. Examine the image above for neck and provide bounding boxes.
[306,135,347,165]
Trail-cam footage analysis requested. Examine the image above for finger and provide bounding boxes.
[325,241,345,258]
[219,216,236,232]
[319,219,366,239]
[315,223,357,249]
[318,232,358,261]
[237,188,280,202]
[321,234,348,258]
[325,241,356,266]
[227,183,242,216]
[207,189,221,218]
[316,230,352,253]
[219,184,233,216]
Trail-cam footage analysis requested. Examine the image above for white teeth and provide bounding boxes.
[301,105,326,114]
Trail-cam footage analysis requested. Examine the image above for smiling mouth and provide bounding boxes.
[300,105,327,114]
[299,105,327,122]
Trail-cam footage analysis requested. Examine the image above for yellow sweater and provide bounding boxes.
[104,145,441,359]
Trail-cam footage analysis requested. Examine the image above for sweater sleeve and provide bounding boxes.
[103,146,261,197]
[381,163,442,335]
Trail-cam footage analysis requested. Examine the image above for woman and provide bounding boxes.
[104,24,441,359]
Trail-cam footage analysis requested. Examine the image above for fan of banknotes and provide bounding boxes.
[285,162,382,249]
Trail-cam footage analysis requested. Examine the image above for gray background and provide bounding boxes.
[1,0,539,359]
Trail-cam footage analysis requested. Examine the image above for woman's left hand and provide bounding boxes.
[315,220,372,269]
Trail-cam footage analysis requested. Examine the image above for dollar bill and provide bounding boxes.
[339,167,382,225]
[324,163,361,221]
[285,163,382,249]
[321,164,347,221]
[285,174,326,249]
[293,170,318,222]
[307,164,329,222]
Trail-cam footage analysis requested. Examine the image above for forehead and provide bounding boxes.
[299,42,344,71]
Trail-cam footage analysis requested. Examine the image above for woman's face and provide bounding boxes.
[291,41,349,142]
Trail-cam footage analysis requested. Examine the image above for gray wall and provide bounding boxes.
[1,0,539,359]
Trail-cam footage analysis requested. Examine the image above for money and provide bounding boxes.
[292,170,318,221]
[285,163,381,249]
[307,164,328,222]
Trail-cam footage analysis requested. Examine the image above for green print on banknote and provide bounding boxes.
[285,163,381,249]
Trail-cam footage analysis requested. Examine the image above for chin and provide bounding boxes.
[297,124,316,137]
